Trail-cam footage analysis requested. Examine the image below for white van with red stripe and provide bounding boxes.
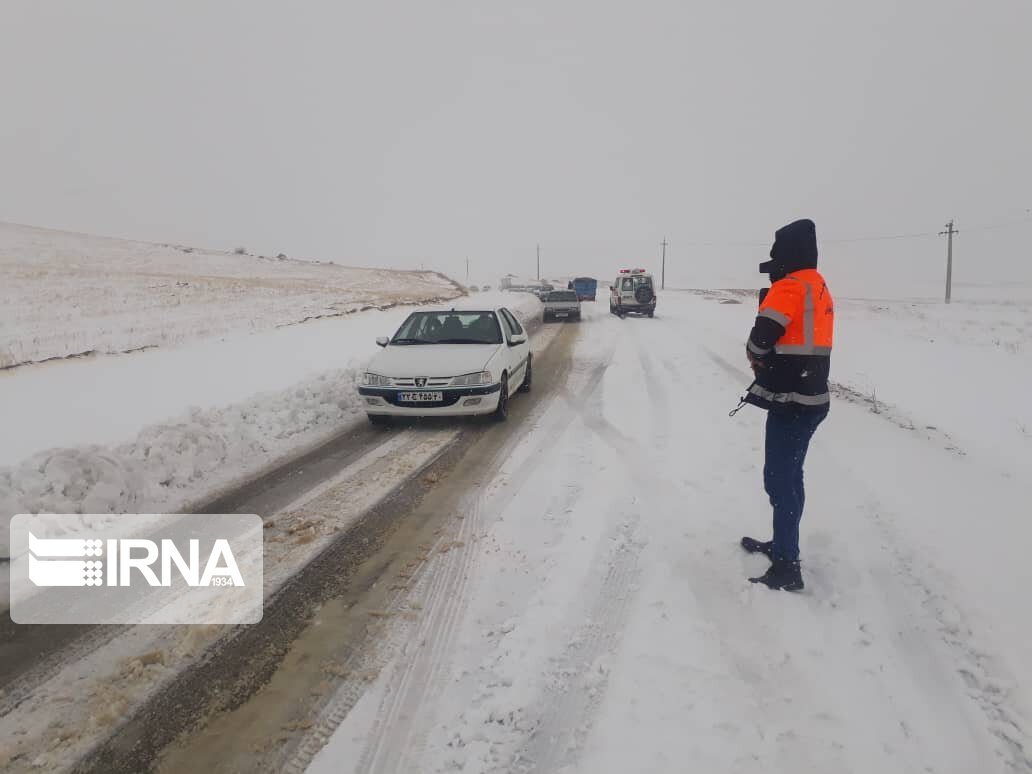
[609,268,657,317]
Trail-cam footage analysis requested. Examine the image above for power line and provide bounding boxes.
[939,220,957,304]
[822,230,938,243]
[672,231,938,248]
[671,215,1032,248]
[520,210,1032,255]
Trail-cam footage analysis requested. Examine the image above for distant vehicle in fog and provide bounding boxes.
[609,268,657,317]
[568,277,597,301]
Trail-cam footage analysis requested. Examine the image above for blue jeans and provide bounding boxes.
[764,407,828,561]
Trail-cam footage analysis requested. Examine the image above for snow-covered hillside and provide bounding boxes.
[0,222,462,369]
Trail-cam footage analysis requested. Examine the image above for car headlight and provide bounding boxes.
[450,371,493,387]
[363,373,393,387]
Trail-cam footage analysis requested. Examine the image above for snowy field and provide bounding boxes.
[304,289,1032,774]
[0,222,461,369]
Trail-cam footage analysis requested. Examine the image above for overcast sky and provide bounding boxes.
[2,1,1030,293]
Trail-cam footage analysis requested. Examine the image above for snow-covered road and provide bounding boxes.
[5,286,1029,774]
[301,294,1031,774]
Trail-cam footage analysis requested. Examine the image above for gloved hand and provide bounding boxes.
[746,345,767,372]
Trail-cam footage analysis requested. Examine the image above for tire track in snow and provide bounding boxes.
[348,349,612,768]
[279,552,451,774]
[286,323,611,773]
[638,353,671,445]
[415,453,604,774]
[351,490,485,774]
[501,316,659,771]
[511,516,643,774]
[402,321,631,772]
[474,323,617,531]
[815,474,1032,773]
[283,421,563,773]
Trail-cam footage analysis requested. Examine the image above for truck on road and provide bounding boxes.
[568,277,598,301]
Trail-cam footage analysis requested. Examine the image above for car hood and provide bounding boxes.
[367,344,501,378]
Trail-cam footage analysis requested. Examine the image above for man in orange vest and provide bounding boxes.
[740,218,833,591]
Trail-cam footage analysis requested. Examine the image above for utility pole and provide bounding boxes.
[660,237,668,290]
[465,257,469,283]
[939,220,957,303]
[536,244,540,280]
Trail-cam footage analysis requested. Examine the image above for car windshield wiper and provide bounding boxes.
[391,337,433,345]
[436,338,495,344]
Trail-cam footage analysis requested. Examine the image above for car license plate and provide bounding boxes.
[398,391,443,402]
[555,311,568,317]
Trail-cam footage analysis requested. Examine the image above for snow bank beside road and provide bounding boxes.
[0,291,542,556]
[0,365,364,520]
[0,222,461,369]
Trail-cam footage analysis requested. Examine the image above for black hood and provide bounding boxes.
[759,219,818,277]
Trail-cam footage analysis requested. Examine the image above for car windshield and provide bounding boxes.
[391,311,503,345]
[547,291,578,301]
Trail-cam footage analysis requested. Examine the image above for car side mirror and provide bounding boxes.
[509,333,528,346]
[376,336,390,348]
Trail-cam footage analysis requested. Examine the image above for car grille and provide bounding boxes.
[391,377,452,388]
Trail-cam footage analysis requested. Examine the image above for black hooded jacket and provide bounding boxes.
[745,219,833,412]
[759,218,819,279]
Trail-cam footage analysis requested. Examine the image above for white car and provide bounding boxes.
[358,305,532,424]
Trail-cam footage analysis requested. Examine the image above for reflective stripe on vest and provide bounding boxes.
[748,383,831,406]
[758,308,791,327]
[776,344,833,356]
[768,273,833,356]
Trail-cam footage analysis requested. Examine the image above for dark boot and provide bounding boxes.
[749,559,804,591]
[740,536,774,559]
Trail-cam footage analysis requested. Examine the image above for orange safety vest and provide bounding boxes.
[758,268,833,356]
[743,268,834,411]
